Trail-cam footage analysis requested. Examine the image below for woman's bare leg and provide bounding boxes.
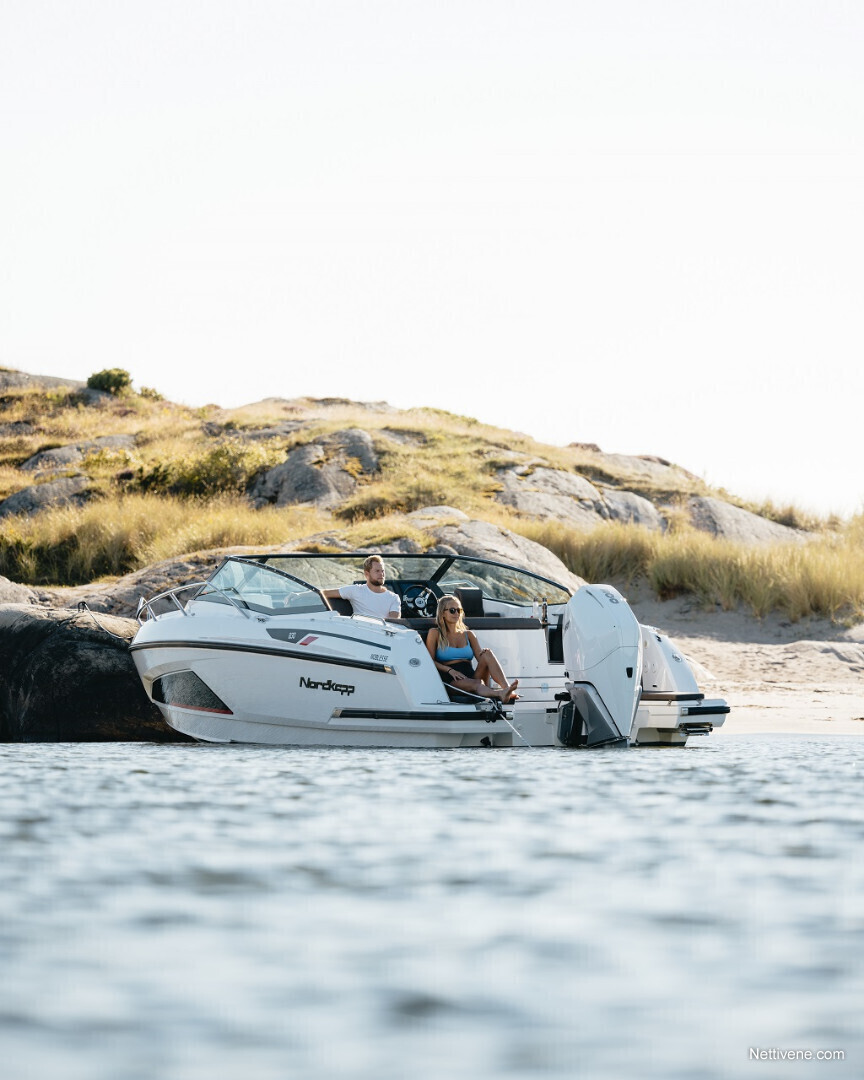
[450,675,514,702]
[475,649,519,700]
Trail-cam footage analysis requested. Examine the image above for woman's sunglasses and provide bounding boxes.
[445,606,463,614]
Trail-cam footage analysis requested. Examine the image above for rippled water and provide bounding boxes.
[1,736,861,1080]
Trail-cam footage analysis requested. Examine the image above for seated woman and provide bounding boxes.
[426,595,519,703]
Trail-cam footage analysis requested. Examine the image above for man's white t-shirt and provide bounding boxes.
[338,583,401,620]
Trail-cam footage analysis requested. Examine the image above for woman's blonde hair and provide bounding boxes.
[435,594,467,641]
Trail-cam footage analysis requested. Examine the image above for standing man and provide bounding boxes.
[323,555,401,620]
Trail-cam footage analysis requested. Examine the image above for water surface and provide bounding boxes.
[1,736,861,1079]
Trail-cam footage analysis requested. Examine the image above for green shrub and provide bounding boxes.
[131,438,283,498]
[87,368,133,395]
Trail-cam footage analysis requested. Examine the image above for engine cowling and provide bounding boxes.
[560,585,643,747]
[641,625,701,695]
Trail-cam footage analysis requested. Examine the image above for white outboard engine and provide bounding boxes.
[559,585,643,748]
[641,626,700,696]
[633,625,730,744]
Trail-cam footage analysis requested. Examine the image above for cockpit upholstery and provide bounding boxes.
[455,587,484,617]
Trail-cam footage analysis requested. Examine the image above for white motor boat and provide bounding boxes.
[130,552,729,749]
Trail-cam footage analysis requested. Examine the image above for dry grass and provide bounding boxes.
[0,495,330,584]
[508,517,864,623]
[723,493,831,533]
[0,387,204,490]
[335,429,507,522]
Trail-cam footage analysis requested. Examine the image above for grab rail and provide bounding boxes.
[345,612,400,636]
[136,583,254,623]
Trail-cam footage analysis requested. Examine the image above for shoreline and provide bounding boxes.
[627,587,864,737]
[715,698,864,736]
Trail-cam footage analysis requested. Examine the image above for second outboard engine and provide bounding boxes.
[641,625,701,695]
[558,585,643,748]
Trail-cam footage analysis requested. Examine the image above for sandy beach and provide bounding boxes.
[629,586,864,736]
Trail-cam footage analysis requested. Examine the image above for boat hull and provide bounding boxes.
[131,612,529,747]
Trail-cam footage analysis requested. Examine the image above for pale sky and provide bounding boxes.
[2,1,862,518]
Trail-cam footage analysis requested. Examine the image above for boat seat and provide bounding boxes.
[327,596,354,617]
[445,685,481,704]
[456,587,484,617]
[394,616,541,634]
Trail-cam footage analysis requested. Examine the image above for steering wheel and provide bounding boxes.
[401,584,437,616]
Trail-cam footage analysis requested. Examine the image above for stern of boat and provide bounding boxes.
[632,626,730,745]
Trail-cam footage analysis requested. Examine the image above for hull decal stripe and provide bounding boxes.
[333,707,485,722]
[130,640,393,673]
[171,703,233,715]
[267,628,391,651]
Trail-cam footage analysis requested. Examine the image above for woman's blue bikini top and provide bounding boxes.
[436,640,474,662]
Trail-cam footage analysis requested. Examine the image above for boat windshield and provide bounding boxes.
[438,557,570,608]
[252,553,571,610]
[197,557,330,616]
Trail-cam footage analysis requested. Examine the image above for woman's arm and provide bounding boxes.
[426,629,446,670]
[468,630,482,661]
[427,628,456,679]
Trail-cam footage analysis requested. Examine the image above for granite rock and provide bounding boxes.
[429,520,585,592]
[20,435,135,473]
[250,428,380,509]
[687,496,808,545]
[0,475,92,519]
[0,604,185,742]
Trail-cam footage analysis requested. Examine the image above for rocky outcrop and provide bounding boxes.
[686,497,808,545]
[0,370,85,392]
[0,368,112,406]
[0,605,185,742]
[202,419,305,440]
[494,465,809,544]
[0,576,36,604]
[602,489,665,529]
[495,466,607,529]
[34,550,245,618]
[0,420,35,438]
[0,372,815,547]
[428,520,585,592]
[380,428,428,447]
[405,505,470,527]
[20,435,135,473]
[573,450,702,487]
[0,475,92,519]
[250,428,380,509]
[495,466,665,531]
